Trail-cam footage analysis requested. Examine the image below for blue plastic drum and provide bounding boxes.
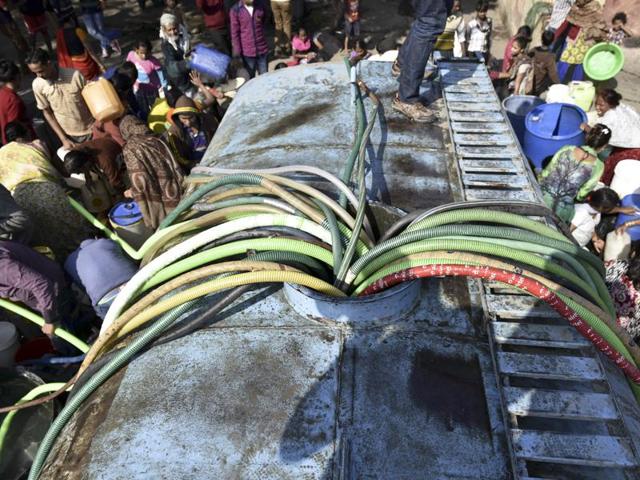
[523,103,587,169]
[503,95,545,146]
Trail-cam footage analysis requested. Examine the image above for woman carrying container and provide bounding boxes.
[0,122,94,259]
[554,0,607,83]
[581,89,640,185]
[119,115,184,229]
[165,95,218,169]
[538,123,611,223]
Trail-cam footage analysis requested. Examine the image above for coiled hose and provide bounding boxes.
[358,261,640,391]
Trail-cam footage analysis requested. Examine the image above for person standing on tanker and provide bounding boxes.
[392,0,452,123]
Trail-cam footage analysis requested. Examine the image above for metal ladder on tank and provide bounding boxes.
[438,60,640,479]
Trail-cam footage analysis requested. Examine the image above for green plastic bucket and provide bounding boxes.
[583,43,624,81]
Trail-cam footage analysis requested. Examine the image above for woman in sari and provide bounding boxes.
[554,0,607,83]
[119,115,184,229]
[538,123,611,223]
[582,89,640,185]
[56,17,105,81]
[0,122,94,259]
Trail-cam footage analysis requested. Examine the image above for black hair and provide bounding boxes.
[585,123,612,150]
[25,48,50,66]
[612,12,628,24]
[110,73,133,97]
[541,29,555,47]
[586,187,620,212]
[4,122,28,142]
[117,61,138,83]
[513,36,528,50]
[595,214,617,240]
[274,62,288,70]
[598,88,622,107]
[0,60,20,84]
[476,1,489,12]
[63,150,93,175]
[163,84,184,107]
[134,39,153,52]
[516,25,532,41]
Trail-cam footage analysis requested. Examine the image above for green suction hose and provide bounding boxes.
[339,58,367,209]
[0,382,67,457]
[142,237,335,291]
[350,238,609,314]
[27,299,203,480]
[346,224,605,285]
[406,208,571,244]
[0,299,90,353]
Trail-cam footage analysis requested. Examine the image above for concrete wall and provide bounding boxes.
[603,0,639,35]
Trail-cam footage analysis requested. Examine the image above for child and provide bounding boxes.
[126,39,168,116]
[19,0,53,54]
[608,12,629,45]
[344,0,360,52]
[348,38,369,66]
[570,187,636,247]
[466,1,492,63]
[502,25,531,74]
[291,28,316,65]
[434,0,466,59]
[494,37,532,97]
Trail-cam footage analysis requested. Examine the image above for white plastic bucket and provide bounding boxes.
[611,160,640,199]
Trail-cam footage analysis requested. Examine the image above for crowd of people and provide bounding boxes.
[0,0,639,355]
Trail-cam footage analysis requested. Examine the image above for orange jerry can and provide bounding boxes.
[82,77,126,122]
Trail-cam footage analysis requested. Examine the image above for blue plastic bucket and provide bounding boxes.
[108,201,153,249]
[503,95,545,146]
[523,103,587,169]
[615,194,640,241]
[190,44,231,80]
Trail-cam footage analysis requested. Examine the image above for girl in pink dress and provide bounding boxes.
[290,28,316,65]
[126,39,168,115]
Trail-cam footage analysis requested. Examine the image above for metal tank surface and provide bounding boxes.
[38,61,640,479]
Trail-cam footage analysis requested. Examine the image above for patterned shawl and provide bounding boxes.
[119,115,184,229]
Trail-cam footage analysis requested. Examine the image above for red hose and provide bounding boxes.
[360,263,640,384]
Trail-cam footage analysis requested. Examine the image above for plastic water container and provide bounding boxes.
[569,81,596,112]
[0,322,19,368]
[190,44,231,80]
[82,78,126,122]
[523,103,587,169]
[616,194,640,241]
[610,160,640,199]
[108,201,153,249]
[546,84,572,104]
[503,95,545,146]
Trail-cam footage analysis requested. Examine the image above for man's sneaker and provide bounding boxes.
[101,47,110,59]
[392,94,437,123]
[391,60,401,77]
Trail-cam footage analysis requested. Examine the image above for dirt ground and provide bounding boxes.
[1,0,638,117]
